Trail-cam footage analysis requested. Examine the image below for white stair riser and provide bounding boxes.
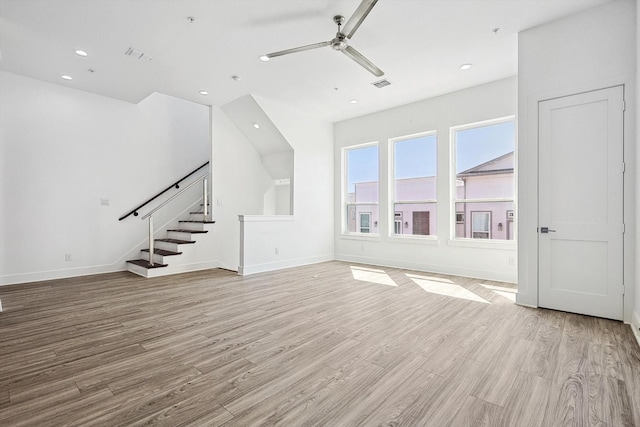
[128,263,151,278]
[178,222,206,231]
[140,251,171,264]
[155,241,180,252]
[178,222,216,231]
[168,231,207,241]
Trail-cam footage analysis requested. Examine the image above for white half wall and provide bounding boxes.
[234,96,334,275]
[518,0,636,323]
[334,77,518,283]
[0,71,210,285]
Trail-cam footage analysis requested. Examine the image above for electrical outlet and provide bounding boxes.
[216,199,224,206]
[100,198,110,206]
[65,254,72,262]
[508,256,515,266]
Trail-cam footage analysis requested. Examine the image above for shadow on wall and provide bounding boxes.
[222,95,294,215]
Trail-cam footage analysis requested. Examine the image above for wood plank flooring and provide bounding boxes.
[0,261,639,426]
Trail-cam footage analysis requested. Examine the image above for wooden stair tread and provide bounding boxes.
[140,248,182,256]
[167,229,208,234]
[155,238,196,244]
[126,259,168,269]
[179,220,216,224]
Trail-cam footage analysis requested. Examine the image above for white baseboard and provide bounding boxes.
[141,260,221,278]
[0,260,222,284]
[0,263,127,286]
[238,254,333,276]
[514,302,538,309]
[0,298,3,312]
[334,253,517,284]
[632,311,640,348]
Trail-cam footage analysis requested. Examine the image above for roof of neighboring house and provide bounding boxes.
[457,151,514,178]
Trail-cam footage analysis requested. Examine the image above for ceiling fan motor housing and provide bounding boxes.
[331,34,348,51]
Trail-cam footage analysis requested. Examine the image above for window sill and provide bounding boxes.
[388,235,440,246]
[447,238,516,250]
[340,233,381,242]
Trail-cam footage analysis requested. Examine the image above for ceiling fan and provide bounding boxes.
[259,0,384,77]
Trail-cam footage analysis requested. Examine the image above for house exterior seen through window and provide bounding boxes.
[345,143,379,234]
[343,118,515,241]
[391,132,437,236]
[453,118,515,241]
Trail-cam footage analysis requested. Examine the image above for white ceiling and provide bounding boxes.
[0,0,613,123]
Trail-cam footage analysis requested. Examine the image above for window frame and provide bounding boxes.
[450,116,516,244]
[388,130,438,240]
[342,141,380,236]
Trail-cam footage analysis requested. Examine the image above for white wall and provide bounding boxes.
[234,95,334,275]
[210,107,274,271]
[635,0,640,342]
[518,0,636,323]
[334,77,518,283]
[0,71,210,285]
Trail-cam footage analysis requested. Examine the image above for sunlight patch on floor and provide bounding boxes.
[350,266,398,287]
[406,273,490,304]
[480,283,517,302]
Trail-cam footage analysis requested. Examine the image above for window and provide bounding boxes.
[344,143,379,234]
[471,211,491,239]
[453,117,515,241]
[394,212,403,235]
[390,132,437,237]
[360,213,371,233]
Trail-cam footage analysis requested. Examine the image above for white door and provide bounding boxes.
[538,86,624,320]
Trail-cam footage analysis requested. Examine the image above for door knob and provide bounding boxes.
[540,227,556,233]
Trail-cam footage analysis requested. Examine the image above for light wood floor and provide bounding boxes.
[0,261,638,426]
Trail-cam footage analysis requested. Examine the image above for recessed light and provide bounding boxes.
[61,75,73,80]
[252,122,260,129]
[349,99,358,104]
[199,90,208,95]
[460,63,472,71]
[259,55,270,62]
[75,49,88,57]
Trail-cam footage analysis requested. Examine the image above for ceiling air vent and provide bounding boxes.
[372,79,391,88]
[125,47,153,61]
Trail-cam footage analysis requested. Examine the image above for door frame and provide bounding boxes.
[517,79,635,324]
[537,86,624,320]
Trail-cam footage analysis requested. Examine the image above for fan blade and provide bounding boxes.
[342,45,384,77]
[342,0,378,39]
[264,41,331,59]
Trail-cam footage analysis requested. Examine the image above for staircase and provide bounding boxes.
[127,211,216,278]
[120,162,216,278]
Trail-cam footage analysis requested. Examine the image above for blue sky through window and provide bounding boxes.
[346,120,514,192]
[347,145,378,192]
[395,135,437,180]
[456,121,514,173]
